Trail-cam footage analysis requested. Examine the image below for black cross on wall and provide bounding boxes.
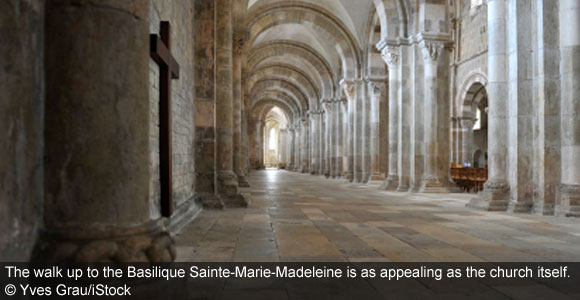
[150,21,180,217]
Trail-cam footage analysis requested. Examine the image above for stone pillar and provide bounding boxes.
[337,99,347,178]
[301,118,310,173]
[469,0,510,210]
[342,81,355,181]
[214,0,246,206]
[323,101,332,177]
[258,120,265,169]
[319,110,326,175]
[294,121,302,172]
[337,99,346,177]
[40,0,175,262]
[398,44,412,192]
[288,126,296,170]
[559,0,580,217]
[309,112,319,174]
[279,128,287,168]
[242,112,250,174]
[368,79,387,181]
[330,102,338,177]
[451,117,461,164]
[360,80,371,184]
[460,117,474,164]
[419,40,447,192]
[354,80,365,183]
[232,32,249,187]
[1,0,44,261]
[380,45,400,190]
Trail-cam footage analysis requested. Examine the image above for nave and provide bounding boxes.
[175,170,580,262]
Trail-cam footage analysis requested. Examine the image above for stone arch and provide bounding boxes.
[247,2,361,78]
[248,63,321,102]
[365,9,387,78]
[251,98,296,123]
[249,78,310,114]
[373,0,410,40]
[247,41,336,98]
[456,71,488,118]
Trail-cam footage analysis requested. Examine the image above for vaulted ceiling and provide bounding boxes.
[242,0,411,123]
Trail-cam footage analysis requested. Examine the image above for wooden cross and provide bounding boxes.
[150,21,180,217]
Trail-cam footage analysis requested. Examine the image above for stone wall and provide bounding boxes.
[149,0,197,219]
[0,0,44,261]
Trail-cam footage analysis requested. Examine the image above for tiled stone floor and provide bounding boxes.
[175,170,580,262]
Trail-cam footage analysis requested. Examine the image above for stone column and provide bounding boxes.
[368,79,387,182]
[354,80,365,183]
[1,0,44,261]
[342,82,355,181]
[460,117,474,164]
[294,121,302,172]
[319,110,326,175]
[451,117,461,164]
[329,102,338,177]
[361,80,372,183]
[301,118,310,173]
[469,0,510,210]
[559,0,580,217]
[41,1,175,261]
[380,45,400,190]
[214,0,247,206]
[233,32,249,187]
[398,44,412,192]
[323,101,332,177]
[309,112,319,174]
[337,99,346,177]
[288,126,295,170]
[258,119,265,169]
[419,40,447,192]
[242,112,250,174]
[279,128,287,168]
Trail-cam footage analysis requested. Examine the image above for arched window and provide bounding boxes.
[473,108,482,130]
[269,128,277,150]
[471,0,483,8]
[470,0,484,16]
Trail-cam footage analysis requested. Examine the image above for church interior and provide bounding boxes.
[1,0,579,263]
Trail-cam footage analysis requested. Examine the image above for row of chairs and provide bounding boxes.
[450,163,487,193]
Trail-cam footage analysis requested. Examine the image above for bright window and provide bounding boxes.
[473,108,482,130]
[269,128,277,150]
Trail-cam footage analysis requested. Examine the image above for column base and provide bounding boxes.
[33,220,175,262]
[345,171,354,182]
[380,175,399,191]
[200,193,225,209]
[361,172,371,184]
[237,176,250,188]
[217,171,249,208]
[467,180,510,211]
[419,176,447,193]
[558,184,580,217]
[220,193,249,208]
[508,200,533,214]
[354,171,363,183]
[324,170,330,178]
[396,183,410,192]
[370,173,385,181]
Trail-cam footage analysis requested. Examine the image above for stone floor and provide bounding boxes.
[175,170,580,262]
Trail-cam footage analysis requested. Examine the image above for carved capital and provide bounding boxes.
[369,82,387,98]
[380,46,399,68]
[233,33,247,56]
[420,41,444,64]
[341,80,356,101]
